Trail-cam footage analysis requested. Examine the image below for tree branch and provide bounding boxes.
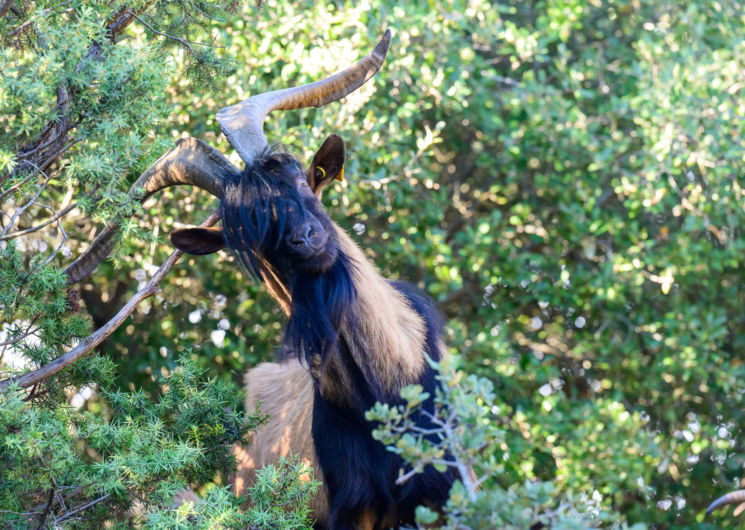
[1,166,56,238]
[0,202,77,241]
[128,11,194,54]
[4,4,148,187]
[0,211,219,391]
[128,11,221,53]
[0,0,13,21]
[53,493,111,525]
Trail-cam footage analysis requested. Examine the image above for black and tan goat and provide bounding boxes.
[66,31,456,529]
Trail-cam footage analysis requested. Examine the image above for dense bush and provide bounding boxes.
[3,0,745,527]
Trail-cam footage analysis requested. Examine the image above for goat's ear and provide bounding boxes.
[170,226,225,255]
[307,134,345,197]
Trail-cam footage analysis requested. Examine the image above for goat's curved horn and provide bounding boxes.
[707,489,745,516]
[65,137,239,284]
[217,29,391,165]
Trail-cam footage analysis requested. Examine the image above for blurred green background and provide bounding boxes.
[3,0,745,526]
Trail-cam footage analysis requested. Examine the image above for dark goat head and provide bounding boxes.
[171,136,353,368]
[169,135,346,278]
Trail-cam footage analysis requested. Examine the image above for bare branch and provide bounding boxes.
[7,19,34,39]
[395,467,421,485]
[439,409,478,502]
[0,327,40,347]
[0,202,77,241]
[1,168,55,238]
[128,11,220,53]
[39,202,69,265]
[0,211,219,391]
[53,493,111,525]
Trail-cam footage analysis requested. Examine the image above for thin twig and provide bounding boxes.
[187,0,226,23]
[1,166,43,201]
[0,211,219,391]
[129,11,219,53]
[0,203,77,241]
[54,493,111,524]
[395,467,421,485]
[0,317,41,354]
[1,168,55,238]
[0,327,40,347]
[7,18,34,38]
[44,215,69,266]
[440,411,478,502]
[30,202,70,266]
[0,140,79,201]
[493,74,522,88]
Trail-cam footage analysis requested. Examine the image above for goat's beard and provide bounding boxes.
[291,241,340,275]
[285,252,357,371]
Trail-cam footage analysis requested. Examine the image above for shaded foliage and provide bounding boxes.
[3,0,745,527]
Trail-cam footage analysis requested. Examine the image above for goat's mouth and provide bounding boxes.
[307,231,330,253]
[298,242,339,274]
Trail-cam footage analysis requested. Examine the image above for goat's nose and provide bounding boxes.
[290,223,314,247]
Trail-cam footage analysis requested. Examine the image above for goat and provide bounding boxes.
[65,30,456,529]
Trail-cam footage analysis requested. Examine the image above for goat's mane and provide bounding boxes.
[286,252,357,371]
[219,148,358,371]
[220,150,305,278]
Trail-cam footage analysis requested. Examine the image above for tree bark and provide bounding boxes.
[5,5,146,188]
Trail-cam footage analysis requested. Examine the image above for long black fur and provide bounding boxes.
[311,281,457,529]
[220,151,306,279]
[220,151,455,528]
[287,253,357,370]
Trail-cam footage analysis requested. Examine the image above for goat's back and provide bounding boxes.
[232,359,328,518]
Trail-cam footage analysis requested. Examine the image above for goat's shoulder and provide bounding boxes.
[243,359,311,408]
[236,359,327,516]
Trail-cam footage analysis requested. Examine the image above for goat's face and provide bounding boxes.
[170,135,346,279]
[222,153,340,276]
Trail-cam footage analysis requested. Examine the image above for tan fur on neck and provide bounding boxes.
[253,223,428,398]
[335,226,427,394]
[256,256,291,315]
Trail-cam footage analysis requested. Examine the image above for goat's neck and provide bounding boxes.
[320,227,427,404]
[260,225,429,407]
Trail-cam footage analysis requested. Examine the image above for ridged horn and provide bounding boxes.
[707,489,745,516]
[65,137,239,284]
[217,29,391,164]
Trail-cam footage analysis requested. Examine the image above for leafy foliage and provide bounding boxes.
[367,355,635,529]
[245,456,320,530]
[0,357,254,527]
[145,457,318,530]
[3,0,745,527]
